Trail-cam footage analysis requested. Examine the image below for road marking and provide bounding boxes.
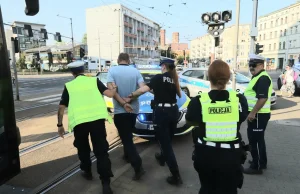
[39,97,62,103]
[25,94,61,101]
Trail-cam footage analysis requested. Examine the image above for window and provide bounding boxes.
[274,43,276,50]
[270,32,272,39]
[285,16,288,24]
[283,41,286,49]
[280,30,283,36]
[293,40,296,48]
[284,29,287,36]
[289,40,292,48]
[269,44,271,51]
[259,34,261,41]
[182,70,193,77]
[291,27,293,34]
[281,18,283,25]
[263,34,266,40]
[279,42,282,49]
[264,23,266,29]
[260,24,262,30]
[275,19,278,26]
[296,26,298,33]
[275,31,277,37]
[271,21,273,27]
[191,70,205,80]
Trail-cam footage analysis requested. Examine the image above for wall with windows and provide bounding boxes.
[257,1,300,69]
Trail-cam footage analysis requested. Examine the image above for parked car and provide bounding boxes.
[96,66,194,139]
[277,63,300,95]
[179,68,277,106]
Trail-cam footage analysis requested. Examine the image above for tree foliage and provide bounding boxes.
[160,50,177,59]
[82,33,87,44]
[16,53,27,69]
[177,56,184,64]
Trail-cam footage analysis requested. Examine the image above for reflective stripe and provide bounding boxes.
[206,122,236,126]
[245,96,271,101]
[248,103,271,109]
[197,139,240,149]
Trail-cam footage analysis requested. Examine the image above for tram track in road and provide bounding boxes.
[31,136,123,194]
[16,109,58,123]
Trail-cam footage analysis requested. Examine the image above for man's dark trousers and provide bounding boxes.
[247,113,270,170]
[114,113,142,172]
[73,119,113,183]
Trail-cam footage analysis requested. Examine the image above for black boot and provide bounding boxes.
[81,170,93,180]
[243,167,263,175]
[132,167,146,180]
[167,171,183,186]
[155,152,165,166]
[102,182,113,194]
[248,160,267,169]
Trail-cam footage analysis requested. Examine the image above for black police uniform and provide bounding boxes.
[147,71,182,184]
[186,90,248,194]
[246,70,271,171]
[59,74,114,184]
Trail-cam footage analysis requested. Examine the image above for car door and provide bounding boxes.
[179,70,194,94]
[189,70,209,96]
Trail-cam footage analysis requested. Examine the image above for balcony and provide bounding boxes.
[124,32,137,39]
[124,42,133,47]
[141,37,149,42]
[124,21,133,28]
[137,27,144,32]
[129,53,138,57]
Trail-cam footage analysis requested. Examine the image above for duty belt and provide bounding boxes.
[198,138,240,149]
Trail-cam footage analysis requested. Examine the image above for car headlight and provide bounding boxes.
[137,113,146,122]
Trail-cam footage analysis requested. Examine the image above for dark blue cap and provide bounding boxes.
[159,58,175,66]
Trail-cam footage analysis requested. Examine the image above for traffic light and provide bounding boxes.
[11,37,20,53]
[33,53,40,61]
[207,23,225,37]
[55,32,62,42]
[48,52,53,64]
[255,43,264,54]
[40,28,48,39]
[201,13,211,24]
[211,12,221,23]
[66,51,72,63]
[24,24,33,37]
[221,10,232,22]
[80,47,85,58]
[25,0,39,16]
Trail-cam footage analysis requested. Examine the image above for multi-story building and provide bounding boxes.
[160,29,166,47]
[257,1,300,69]
[172,32,179,44]
[11,21,47,52]
[86,4,160,62]
[190,24,251,67]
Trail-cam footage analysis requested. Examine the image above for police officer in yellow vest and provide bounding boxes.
[186,60,248,194]
[243,54,272,175]
[57,61,116,194]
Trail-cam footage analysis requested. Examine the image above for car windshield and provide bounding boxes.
[231,72,250,84]
[97,72,108,83]
[141,73,156,83]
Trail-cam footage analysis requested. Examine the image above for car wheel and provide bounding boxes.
[182,87,190,97]
[277,78,282,90]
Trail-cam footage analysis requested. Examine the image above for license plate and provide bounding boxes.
[147,125,154,130]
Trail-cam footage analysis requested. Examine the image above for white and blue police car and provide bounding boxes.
[179,68,277,106]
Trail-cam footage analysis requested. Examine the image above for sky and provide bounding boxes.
[0,0,298,45]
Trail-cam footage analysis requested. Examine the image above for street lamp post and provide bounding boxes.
[57,14,75,55]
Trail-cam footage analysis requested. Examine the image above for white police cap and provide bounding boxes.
[67,61,85,68]
[248,54,265,61]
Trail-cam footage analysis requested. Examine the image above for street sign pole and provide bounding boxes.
[232,0,240,91]
[11,38,20,101]
[249,0,259,76]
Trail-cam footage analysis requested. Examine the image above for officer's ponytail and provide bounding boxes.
[208,60,230,90]
[165,63,181,98]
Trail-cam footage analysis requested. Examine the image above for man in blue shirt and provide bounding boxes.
[107,53,146,180]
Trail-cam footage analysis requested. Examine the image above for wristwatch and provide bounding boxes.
[57,124,63,127]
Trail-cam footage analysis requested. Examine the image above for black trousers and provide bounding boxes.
[73,119,113,182]
[153,105,179,175]
[193,144,243,194]
[114,113,142,172]
[247,112,270,170]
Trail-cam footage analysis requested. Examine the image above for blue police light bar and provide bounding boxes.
[136,64,161,70]
[138,114,146,122]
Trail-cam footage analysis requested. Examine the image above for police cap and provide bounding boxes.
[159,57,175,66]
[248,54,265,65]
[67,61,85,68]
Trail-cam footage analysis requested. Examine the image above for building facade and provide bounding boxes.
[160,29,166,47]
[86,4,160,62]
[11,21,47,52]
[172,32,179,44]
[257,1,300,69]
[190,24,251,67]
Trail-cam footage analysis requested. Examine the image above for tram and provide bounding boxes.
[0,0,39,185]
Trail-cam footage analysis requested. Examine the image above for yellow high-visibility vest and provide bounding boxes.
[244,71,272,113]
[199,91,239,142]
[65,76,112,132]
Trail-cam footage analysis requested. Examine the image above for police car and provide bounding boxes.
[96,64,193,138]
[179,68,277,106]
[277,63,300,95]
